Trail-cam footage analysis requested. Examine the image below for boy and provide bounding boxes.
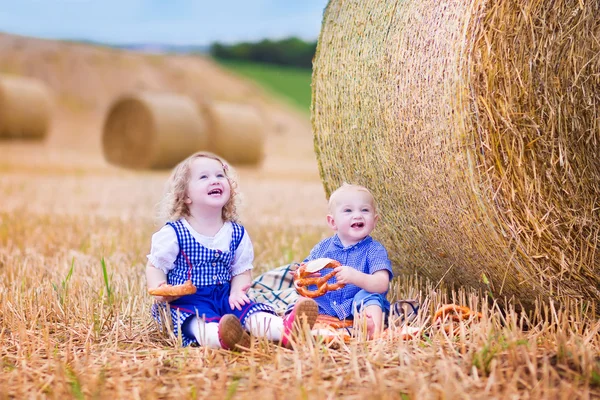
[304,183,392,338]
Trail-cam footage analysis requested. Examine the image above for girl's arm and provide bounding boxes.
[146,260,167,288]
[229,227,254,310]
[145,225,180,302]
[146,261,179,303]
[333,268,389,293]
[229,270,252,310]
[230,229,254,276]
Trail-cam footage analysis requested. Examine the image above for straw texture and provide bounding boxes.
[312,0,600,308]
[102,92,208,169]
[0,74,52,139]
[202,101,265,165]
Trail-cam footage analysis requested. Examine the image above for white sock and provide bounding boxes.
[245,312,285,341]
[187,316,221,348]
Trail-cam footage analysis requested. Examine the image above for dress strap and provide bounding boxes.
[230,222,245,253]
[180,250,193,280]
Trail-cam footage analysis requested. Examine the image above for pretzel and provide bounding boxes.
[148,280,197,297]
[293,258,345,298]
[433,304,482,334]
[312,315,352,346]
[314,314,354,330]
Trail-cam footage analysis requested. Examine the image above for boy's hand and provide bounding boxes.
[229,283,251,311]
[333,266,360,285]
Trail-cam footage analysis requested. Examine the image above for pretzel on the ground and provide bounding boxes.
[314,315,421,343]
[433,304,482,333]
[293,258,345,298]
[314,314,354,330]
[312,326,351,345]
[148,280,197,297]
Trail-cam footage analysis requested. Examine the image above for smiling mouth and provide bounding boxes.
[351,222,364,228]
[208,188,222,195]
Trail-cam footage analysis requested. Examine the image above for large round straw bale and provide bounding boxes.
[201,102,265,165]
[313,0,600,308]
[103,92,208,169]
[0,75,52,139]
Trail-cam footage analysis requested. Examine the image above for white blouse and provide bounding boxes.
[147,219,254,277]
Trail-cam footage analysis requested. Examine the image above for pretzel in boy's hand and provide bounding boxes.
[293,258,345,298]
[148,280,197,297]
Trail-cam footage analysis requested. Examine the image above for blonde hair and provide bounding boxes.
[328,183,377,212]
[161,151,239,222]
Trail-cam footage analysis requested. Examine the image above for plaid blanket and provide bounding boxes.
[247,264,300,315]
[248,264,420,328]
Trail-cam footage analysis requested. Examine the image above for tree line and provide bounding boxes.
[209,37,317,69]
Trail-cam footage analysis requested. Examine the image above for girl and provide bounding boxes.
[146,151,318,350]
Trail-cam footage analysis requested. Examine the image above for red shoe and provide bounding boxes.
[281,298,319,348]
[218,314,251,351]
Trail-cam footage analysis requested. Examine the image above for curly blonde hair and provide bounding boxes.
[160,151,239,222]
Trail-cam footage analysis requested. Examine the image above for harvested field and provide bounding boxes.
[0,33,599,399]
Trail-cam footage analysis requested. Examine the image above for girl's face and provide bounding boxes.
[185,157,231,213]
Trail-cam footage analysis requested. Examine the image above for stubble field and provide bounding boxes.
[0,35,599,399]
[1,135,599,400]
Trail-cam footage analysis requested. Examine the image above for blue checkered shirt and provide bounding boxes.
[304,235,393,320]
[166,219,244,287]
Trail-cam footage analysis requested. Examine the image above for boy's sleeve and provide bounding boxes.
[303,241,324,263]
[367,241,393,279]
[146,225,179,274]
[231,230,254,276]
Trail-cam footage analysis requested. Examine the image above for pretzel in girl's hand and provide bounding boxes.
[148,280,197,297]
[293,258,345,298]
[148,250,197,298]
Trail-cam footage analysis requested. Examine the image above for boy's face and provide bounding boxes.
[327,189,378,246]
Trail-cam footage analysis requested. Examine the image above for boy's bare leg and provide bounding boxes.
[364,305,383,339]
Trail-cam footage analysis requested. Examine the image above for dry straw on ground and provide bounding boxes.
[0,74,52,139]
[102,92,208,169]
[201,101,266,165]
[312,0,600,309]
[0,208,598,398]
[0,152,598,398]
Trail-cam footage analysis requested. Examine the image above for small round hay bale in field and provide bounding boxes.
[102,92,208,169]
[313,0,600,308]
[201,101,265,165]
[0,75,52,139]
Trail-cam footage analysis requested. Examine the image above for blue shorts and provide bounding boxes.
[152,283,275,347]
[352,289,390,316]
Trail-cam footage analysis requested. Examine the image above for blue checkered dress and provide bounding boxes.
[304,235,393,320]
[166,219,240,287]
[152,219,275,346]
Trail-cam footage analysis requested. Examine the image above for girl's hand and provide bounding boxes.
[152,282,181,303]
[229,283,251,311]
[333,266,360,285]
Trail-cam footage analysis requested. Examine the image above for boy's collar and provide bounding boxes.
[333,234,372,249]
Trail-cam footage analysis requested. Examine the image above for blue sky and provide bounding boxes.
[0,0,329,45]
